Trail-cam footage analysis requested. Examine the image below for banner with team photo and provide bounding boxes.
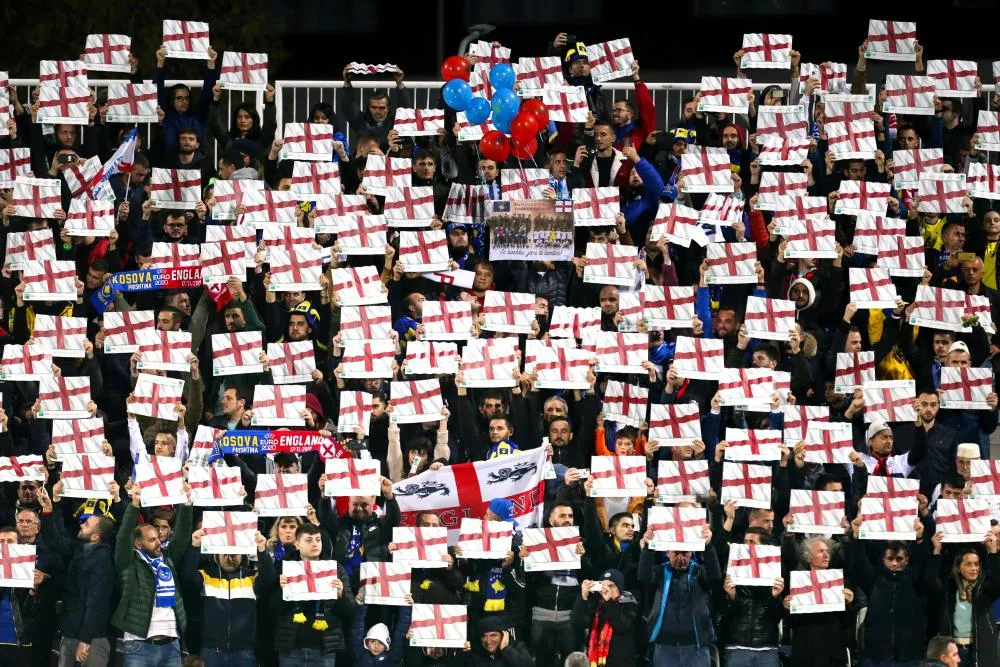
[488,200,573,262]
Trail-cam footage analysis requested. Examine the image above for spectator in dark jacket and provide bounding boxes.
[317,481,398,592]
[571,569,638,667]
[341,66,412,151]
[719,528,784,666]
[349,602,411,667]
[467,615,534,667]
[152,46,220,158]
[0,526,42,667]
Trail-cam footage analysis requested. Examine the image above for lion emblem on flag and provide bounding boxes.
[486,461,537,485]
[394,481,451,498]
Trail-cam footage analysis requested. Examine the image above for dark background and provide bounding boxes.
[3,1,1000,82]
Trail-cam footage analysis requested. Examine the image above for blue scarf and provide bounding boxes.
[135,549,176,607]
[343,525,363,576]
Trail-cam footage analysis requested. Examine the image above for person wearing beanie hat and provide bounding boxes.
[486,498,515,525]
[469,614,533,666]
[571,566,638,667]
[857,416,926,479]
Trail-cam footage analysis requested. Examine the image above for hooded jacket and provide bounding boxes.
[639,545,720,648]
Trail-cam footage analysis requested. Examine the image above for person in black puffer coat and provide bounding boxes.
[317,481,398,593]
[718,529,784,665]
[571,569,638,667]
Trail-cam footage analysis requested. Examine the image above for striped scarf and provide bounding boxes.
[135,549,176,607]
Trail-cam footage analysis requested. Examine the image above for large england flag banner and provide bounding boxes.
[392,447,546,536]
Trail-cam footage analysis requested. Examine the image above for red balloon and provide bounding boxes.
[440,56,470,82]
[480,130,511,162]
[511,137,538,160]
[509,113,538,144]
[520,98,549,127]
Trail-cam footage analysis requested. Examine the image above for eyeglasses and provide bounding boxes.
[16,519,39,526]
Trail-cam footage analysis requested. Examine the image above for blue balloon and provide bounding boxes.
[489,63,516,90]
[493,113,512,133]
[465,96,491,125]
[491,88,519,121]
[442,79,473,112]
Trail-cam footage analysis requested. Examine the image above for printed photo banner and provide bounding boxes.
[656,459,710,503]
[360,561,411,606]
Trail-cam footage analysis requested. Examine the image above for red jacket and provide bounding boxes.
[613,80,656,149]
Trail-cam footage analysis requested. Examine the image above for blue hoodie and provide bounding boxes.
[622,158,665,243]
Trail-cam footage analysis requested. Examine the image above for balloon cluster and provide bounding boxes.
[440,55,550,162]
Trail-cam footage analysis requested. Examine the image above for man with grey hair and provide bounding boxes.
[924,635,961,666]
[563,652,589,667]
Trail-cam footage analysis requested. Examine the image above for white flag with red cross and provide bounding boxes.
[587,331,646,374]
[673,336,725,380]
[967,163,1000,201]
[971,460,1000,499]
[697,76,752,113]
[467,63,498,104]
[758,135,812,167]
[37,375,91,419]
[340,305,393,342]
[641,285,695,330]
[909,285,967,331]
[50,418,104,461]
[283,560,339,601]
[772,194,828,234]
[267,340,316,384]
[0,343,52,381]
[788,489,845,534]
[212,331,264,376]
[542,86,589,123]
[188,465,245,506]
[521,527,581,571]
[649,202,707,247]
[648,403,701,447]
[39,59,87,88]
[390,379,444,424]
[824,98,877,159]
[162,19,210,59]
[481,290,535,334]
[340,339,395,379]
[522,338,573,375]
[863,380,916,423]
[0,149,32,189]
[22,259,77,302]
[102,310,153,355]
[219,52,268,91]
[443,182,488,223]
[801,422,854,464]
[893,148,944,190]
[965,293,996,335]
[852,212,905,256]
[330,266,389,306]
[928,59,978,98]
[325,457,381,497]
[532,343,593,390]
[263,223,317,254]
[583,242,638,287]
[468,40,510,65]
[398,230,450,273]
[241,189,299,227]
[422,298,474,342]
[587,38,634,83]
[865,20,917,61]
[727,543,783,586]
[336,391,372,436]
[61,155,101,199]
[409,603,468,648]
[345,62,398,75]
[60,452,114,498]
[783,218,837,260]
[65,198,114,237]
[136,329,191,373]
[757,104,810,142]
[939,366,994,410]
[849,267,898,309]
[33,314,87,358]
[290,162,340,199]
[705,242,757,284]
[0,456,46,482]
[200,241,251,283]
[360,561,411,606]
[149,168,201,209]
[0,543,36,589]
[718,368,774,409]
[589,455,647,498]
[135,456,187,506]
[617,291,643,333]
[648,505,706,552]
[744,296,796,341]
[724,428,782,462]
[977,111,1000,151]
[656,460,710,503]
[148,242,200,269]
[405,341,458,376]
[128,374,185,421]
[867,476,919,501]
[757,172,808,211]
[254,473,309,517]
[393,526,449,568]
[721,462,772,508]
[882,75,936,115]
[362,155,411,196]
[500,167,550,201]
[459,339,519,389]
[700,195,745,227]
[860,495,919,540]
[740,33,792,69]
[251,385,306,427]
[516,56,564,95]
[602,380,647,428]
[799,62,848,95]
[36,84,89,125]
[188,425,223,467]
[269,243,325,292]
[789,569,845,614]
[105,83,159,123]
[548,306,601,340]
[782,405,829,445]
[681,146,734,194]
[13,177,61,220]
[835,351,875,394]
[394,108,445,137]
[212,179,266,220]
[201,511,258,555]
[935,498,992,543]
[572,187,620,226]
[835,180,891,215]
[383,187,434,228]
[280,123,333,161]
[83,34,131,72]
[877,235,926,278]
[917,173,967,214]
[457,518,514,559]
[5,229,54,272]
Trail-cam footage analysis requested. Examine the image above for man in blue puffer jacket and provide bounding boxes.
[620,145,665,244]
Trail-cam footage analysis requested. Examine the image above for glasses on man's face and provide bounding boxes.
[16,519,38,526]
